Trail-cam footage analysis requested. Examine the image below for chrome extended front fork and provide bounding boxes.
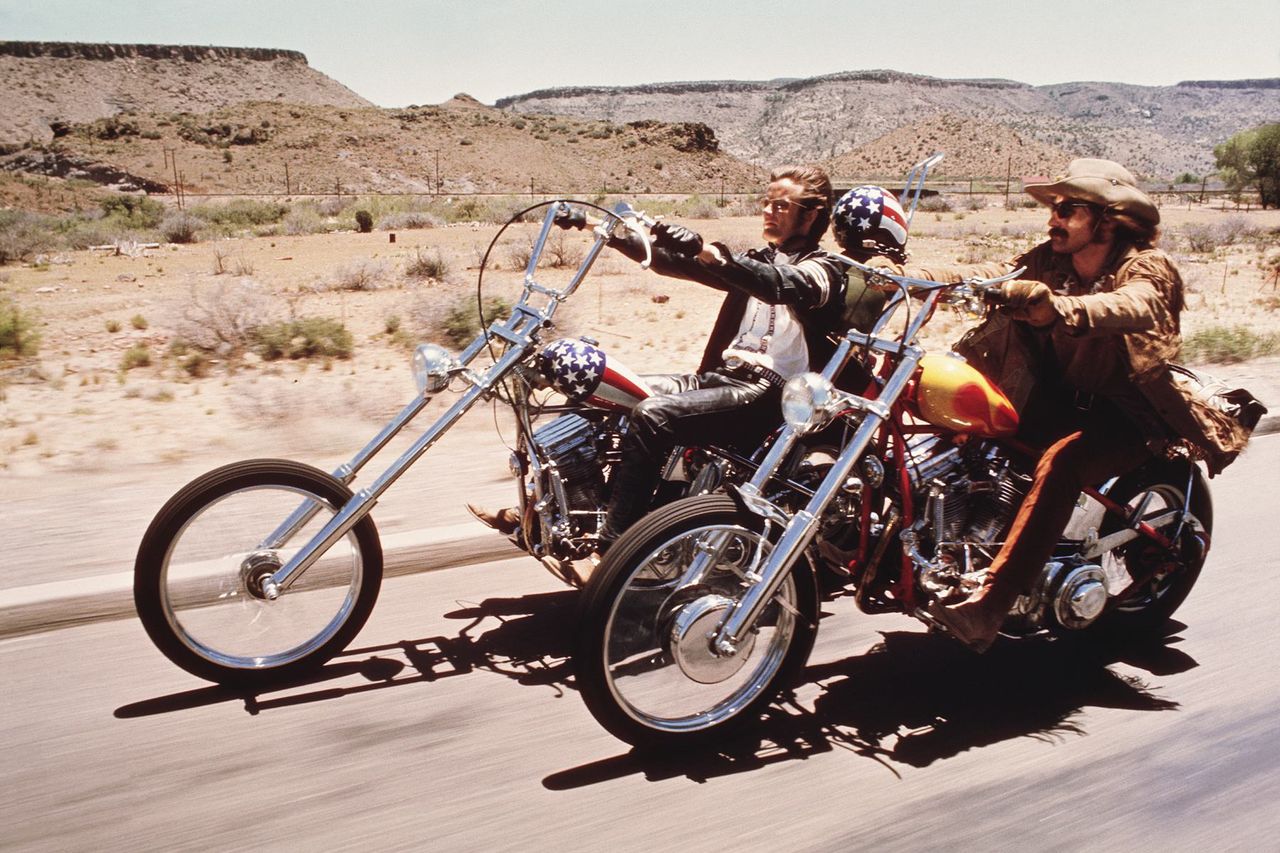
[712,342,923,655]
[252,202,621,597]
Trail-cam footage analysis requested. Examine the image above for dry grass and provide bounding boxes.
[0,201,1276,482]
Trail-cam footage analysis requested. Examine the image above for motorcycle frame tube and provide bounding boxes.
[712,286,941,648]
[257,393,431,551]
[715,332,929,651]
[671,335,864,589]
[266,202,620,592]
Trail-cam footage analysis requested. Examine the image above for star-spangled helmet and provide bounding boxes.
[537,338,652,412]
[832,185,909,263]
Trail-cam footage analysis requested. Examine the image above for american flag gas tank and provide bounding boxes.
[538,338,652,412]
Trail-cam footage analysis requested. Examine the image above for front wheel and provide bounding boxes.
[134,459,383,686]
[575,494,819,749]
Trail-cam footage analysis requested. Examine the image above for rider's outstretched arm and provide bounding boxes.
[699,242,845,309]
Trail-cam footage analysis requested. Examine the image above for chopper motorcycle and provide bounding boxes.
[133,200,795,686]
[573,265,1251,749]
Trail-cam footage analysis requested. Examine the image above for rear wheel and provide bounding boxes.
[575,494,819,749]
[134,459,383,686]
[1098,460,1212,633]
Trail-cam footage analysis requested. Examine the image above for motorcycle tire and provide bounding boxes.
[134,459,383,686]
[1097,459,1212,634]
[575,494,819,750]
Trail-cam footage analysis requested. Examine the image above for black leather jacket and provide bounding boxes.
[610,233,849,373]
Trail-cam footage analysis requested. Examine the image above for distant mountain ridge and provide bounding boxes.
[498,70,1280,178]
[0,41,370,147]
[0,41,307,62]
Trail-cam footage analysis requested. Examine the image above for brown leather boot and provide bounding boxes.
[927,586,1010,653]
[466,503,521,536]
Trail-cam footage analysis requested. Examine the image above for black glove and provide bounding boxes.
[652,221,704,258]
[553,206,587,230]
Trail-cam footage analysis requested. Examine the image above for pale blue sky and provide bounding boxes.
[3,0,1278,107]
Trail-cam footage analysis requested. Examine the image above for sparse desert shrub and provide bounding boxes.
[410,292,511,347]
[100,195,165,230]
[546,230,585,268]
[355,209,374,233]
[1181,222,1218,253]
[55,218,119,251]
[120,345,152,370]
[0,298,41,358]
[179,350,211,378]
[317,197,349,218]
[444,197,515,225]
[1216,215,1260,246]
[405,247,450,281]
[106,319,122,333]
[378,211,443,230]
[282,207,326,236]
[440,296,512,346]
[1180,325,1280,363]
[161,211,202,244]
[131,314,148,330]
[679,195,721,219]
[918,195,954,213]
[212,244,231,274]
[251,316,353,360]
[191,199,288,229]
[0,211,56,263]
[332,259,388,291]
[168,280,277,356]
[999,224,1039,243]
[506,239,536,271]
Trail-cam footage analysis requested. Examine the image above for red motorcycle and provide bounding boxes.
[574,269,1234,748]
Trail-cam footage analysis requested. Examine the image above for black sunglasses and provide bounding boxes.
[1050,200,1098,219]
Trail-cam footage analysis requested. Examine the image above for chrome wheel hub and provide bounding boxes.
[669,594,755,684]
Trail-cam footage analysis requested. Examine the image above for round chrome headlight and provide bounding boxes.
[412,343,455,394]
[781,373,836,434]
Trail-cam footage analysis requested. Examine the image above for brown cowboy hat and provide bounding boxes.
[1025,158,1159,226]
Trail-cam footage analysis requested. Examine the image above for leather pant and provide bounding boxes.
[983,391,1155,607]
[599,369,781,546]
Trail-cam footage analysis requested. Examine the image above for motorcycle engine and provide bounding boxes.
[906,436,1031,595]
[530,413,614,543]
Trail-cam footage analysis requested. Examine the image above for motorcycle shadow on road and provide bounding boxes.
[114,589,580,719]
[543,622,1197,789]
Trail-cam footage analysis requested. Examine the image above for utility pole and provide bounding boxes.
[1004,154,1012,208]
[166,148,182,207]
[284,162,291,195]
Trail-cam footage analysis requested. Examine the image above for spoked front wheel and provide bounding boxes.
[575,494,818,749]
[134,459,383,686]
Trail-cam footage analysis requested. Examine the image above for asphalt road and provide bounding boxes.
[4,435,1279,852]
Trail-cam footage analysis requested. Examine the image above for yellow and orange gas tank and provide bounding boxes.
[906,354,1018,438]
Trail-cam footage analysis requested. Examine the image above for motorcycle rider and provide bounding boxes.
[927,158,1256,652]
[470,165,849,584]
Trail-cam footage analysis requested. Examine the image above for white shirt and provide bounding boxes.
[722,297,809,379]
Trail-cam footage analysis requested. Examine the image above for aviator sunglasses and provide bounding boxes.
[760,197,816,214]
[1050,200,1099,219]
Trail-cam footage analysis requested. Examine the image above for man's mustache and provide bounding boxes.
[1049,227,1069,239]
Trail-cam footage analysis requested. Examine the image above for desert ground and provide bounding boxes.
[2,199,1278,589]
